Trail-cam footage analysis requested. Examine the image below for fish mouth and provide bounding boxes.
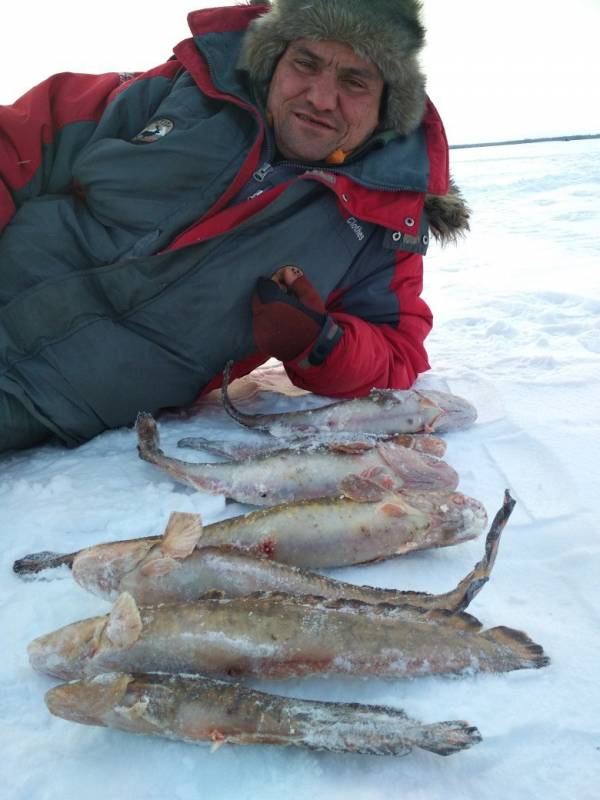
[418,391,478,433]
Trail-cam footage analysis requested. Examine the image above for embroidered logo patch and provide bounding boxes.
[346,216,365,241]
[131,118,174,144]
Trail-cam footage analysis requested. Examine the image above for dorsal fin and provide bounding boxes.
[105,592,143,649]
[161,512,203,559]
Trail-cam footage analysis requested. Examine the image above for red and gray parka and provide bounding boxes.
[0,4,467,446]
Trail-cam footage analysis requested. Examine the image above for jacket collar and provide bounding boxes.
[181,6,451,217]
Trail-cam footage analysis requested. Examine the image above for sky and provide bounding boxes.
[1,0,599,143]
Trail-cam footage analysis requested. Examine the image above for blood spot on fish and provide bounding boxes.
[381,503,405,518]
[258,539,276,558]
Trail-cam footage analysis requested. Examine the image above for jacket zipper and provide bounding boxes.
[200,47,424,195]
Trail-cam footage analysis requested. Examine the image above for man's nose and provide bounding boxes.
[304,71,338,112]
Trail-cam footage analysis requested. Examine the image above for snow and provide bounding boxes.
[2,139,600,799]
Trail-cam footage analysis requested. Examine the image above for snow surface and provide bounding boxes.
[1,140,599,799]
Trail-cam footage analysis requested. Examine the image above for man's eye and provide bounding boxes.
[294,59,316,72]
[344,78,366,91]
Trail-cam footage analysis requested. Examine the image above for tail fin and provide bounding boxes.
[13,550,75,577]
[483,625,550,670]
[434,490,516,614]
[416,720,482,756]
[221,360,263,430]
[136,412,162,459]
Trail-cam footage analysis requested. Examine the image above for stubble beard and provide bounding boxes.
[274,112,340,163]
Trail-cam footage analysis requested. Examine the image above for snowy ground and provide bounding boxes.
[1,140,599,799]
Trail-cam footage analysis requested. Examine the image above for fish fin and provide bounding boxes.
[197,589,228,600]
[388,433,448,459]
[116,696,150,721]
[377,441,459,491]
[415,721,482,756]
[359,465,401,491]
[483,626,550,668]
[140,556,180,577]
[339,474,386,502]
[368,388,394,402]
[161,511,203,559]
[210,730,227,753]
[326,441,376,454]
[13,550,76,576]
[177,436,208,450]
[105,592,143,649]
[425,608,484,631]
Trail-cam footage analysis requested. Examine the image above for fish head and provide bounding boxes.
[28,616,105,680]
[45,673,134,726]
[406,491,488,542]
[72,539,156,600]
[417,390,477,433]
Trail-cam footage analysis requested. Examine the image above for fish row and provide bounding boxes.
[134,368,478,506]
[28,494,548,757]
[23,382,547,759]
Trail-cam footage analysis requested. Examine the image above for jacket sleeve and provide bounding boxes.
[284,248,433,397]
[0,71,133,233]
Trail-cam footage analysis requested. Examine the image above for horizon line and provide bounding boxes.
[450,133,600,150]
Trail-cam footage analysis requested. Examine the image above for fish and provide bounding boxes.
[44,672,482,757]
[28,586,549,683]
[220,361,477,437]
[136,412,459,505]
[14,480,488,581]
[62,491,506,609]
[177,431,448,460]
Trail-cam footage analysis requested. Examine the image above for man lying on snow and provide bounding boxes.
[0,0,469,452]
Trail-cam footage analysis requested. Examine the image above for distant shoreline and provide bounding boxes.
[450,133,600,150]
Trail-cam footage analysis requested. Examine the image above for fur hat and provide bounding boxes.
[240,0,427,135]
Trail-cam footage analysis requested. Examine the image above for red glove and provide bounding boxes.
[252,267,342,364]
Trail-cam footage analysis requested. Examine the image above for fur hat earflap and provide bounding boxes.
[240,0,427,135]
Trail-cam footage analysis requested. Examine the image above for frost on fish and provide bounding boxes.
[136,413,459,505]
[66,486,486,603]
[220,361,477,437]
[177,433,448,461]
[16,484,487,597]
[44,672,482,757]
[28,587,549,683]
[72,491,508,610]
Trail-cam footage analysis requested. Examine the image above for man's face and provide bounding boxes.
[266,39,384,163]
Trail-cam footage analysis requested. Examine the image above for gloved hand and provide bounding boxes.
[252,267,332,362]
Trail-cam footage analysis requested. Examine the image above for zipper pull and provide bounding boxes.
[253,162,272,182]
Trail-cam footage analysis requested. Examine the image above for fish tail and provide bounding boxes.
[221,360,263,430]
[413,720,483,756]
[136,412,162,459]
[483,625,550,669]
[13,550,76,576]
[436,490,516,613]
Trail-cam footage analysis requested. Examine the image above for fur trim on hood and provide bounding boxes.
[425,179,470,244]
[240,0,427,136]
